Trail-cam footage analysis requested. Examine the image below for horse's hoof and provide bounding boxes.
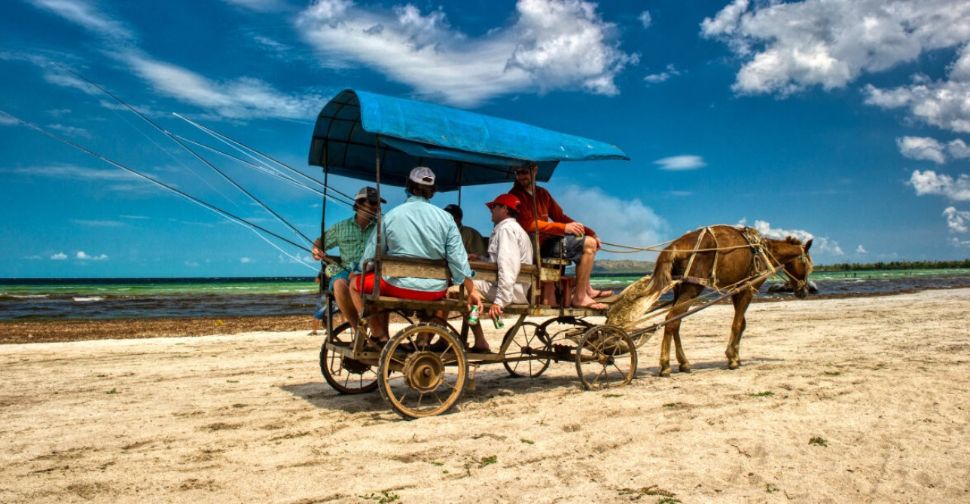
[679,364,692,373]
[728,361,740,370]
[659,368,672,378]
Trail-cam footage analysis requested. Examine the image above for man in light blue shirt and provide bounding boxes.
[351,166,483,344]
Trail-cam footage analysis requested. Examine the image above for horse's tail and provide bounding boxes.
[648,249,674,298]
[607,249,675,328]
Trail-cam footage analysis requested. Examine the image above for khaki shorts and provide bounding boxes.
[449,281,529,305]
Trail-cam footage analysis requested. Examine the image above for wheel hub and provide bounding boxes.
[402,351,445,392]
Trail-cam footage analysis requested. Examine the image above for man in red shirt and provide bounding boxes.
[508,163,609,310]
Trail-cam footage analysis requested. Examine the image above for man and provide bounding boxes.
[352,166,483,344]
[508,163,609,310]
[463,193,533,353]
[311,186,385,331]
[443,204,487,260]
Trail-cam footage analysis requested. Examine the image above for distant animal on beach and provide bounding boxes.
[607,225,813,376]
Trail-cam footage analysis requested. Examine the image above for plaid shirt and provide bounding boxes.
[322,217,375,277]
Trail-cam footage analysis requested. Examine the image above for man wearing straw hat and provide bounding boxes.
[311,186,385,333]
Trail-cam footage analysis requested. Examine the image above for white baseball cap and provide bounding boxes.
[408,166,436,186]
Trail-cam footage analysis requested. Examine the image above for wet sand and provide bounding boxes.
[1,289,968,502]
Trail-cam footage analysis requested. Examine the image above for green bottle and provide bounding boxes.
[468,305,479,326]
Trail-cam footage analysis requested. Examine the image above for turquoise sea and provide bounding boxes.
[2,269,970,320]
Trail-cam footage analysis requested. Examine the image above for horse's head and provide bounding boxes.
[781,238,814,298]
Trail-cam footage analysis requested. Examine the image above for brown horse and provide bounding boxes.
[606,225,813,376]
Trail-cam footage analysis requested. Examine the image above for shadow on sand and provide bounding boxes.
[280,355,787,415]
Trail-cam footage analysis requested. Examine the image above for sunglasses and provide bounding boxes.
[514,168,531,175]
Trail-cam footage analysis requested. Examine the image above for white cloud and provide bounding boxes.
[554,185,666,260]
[638,10,652,29]
[50,252,67,260]
[856,244,868,255]
[222,0,287,12]
[909,170,970,201]
[3,164,136,181]
[653,155,706,171]
[184,260,200,267]
[644,64,681,84]
[119,52,326,120]
[48,123,91,138]
[951,237,970,248]
[296,0,636,106]
[948,139,970,159]
[76,251,108,261]
[864,44,970,133]
[943,206,970,233]
[71,219,126,227]
[22,2,324,121]
[749,219,844,256]
[702,0,970,95]
[0,111,18,126]
[240,257,252,264]
[28,0,133,41]
[897,136,946,164]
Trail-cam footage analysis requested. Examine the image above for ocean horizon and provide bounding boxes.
[3,268,970,321]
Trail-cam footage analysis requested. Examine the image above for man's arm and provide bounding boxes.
[358,230,377,273]
[444,219,475,285]
[546,189,597,238]
[490,226,520,310]
[513,187,569,237]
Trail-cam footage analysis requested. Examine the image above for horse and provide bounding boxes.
[606,225,813,377]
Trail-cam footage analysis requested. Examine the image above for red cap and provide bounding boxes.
[485,193,521,212]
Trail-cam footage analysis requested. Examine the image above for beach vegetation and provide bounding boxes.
[766,483,779,493]
[809,436,828,447]
[815,259,970,271]
[617,485,677,501]
[520,438,534,445]
[360,490,400,503]
[479,455,497,467]
[750,391,774,397]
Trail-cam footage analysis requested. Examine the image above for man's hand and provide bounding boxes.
[467,288,484,313]
[488,303,503,318]
[312,245,324,261]
[564,221,585,236]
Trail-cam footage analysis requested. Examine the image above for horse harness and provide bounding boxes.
[676,226,779,294]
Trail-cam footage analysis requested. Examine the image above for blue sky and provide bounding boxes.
[1,0,970,278]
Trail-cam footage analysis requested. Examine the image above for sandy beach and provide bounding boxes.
[1,288,968,503]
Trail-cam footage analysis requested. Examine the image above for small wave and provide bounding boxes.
[73,296,105,302]
[5,294,51,299]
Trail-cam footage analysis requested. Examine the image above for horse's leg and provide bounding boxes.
[727,289,753,369]
[659,287,697,377]
[673,285,702,373]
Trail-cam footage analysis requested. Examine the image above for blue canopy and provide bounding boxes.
[308,89,628,191]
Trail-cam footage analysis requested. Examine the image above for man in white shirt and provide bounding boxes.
[466,193,533,352]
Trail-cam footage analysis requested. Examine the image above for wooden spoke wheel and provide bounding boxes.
[377,324,468,419]
[501,322,551,378]
[319,322,379,394]
[575,326,638,390]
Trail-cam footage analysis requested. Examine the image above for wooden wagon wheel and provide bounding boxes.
[501,321,551,378]
[377,324,468,419]
[319,322,379,394]
[575,325,638,390]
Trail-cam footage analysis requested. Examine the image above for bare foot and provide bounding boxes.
[572,296,607,310]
